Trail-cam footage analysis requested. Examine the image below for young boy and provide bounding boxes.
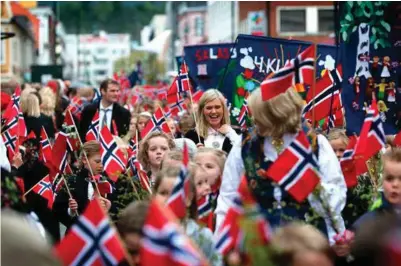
[333,148,401,262]
[353,147,401,228]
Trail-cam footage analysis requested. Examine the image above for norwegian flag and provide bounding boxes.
[51,131,70,173]
[93,175,114,196]
[2,85,21,121]
[166,143,190,219]
[141,199,206,266]
[265,131,321,202]
[191,90,204,104]
[167,62,191,96]
[40,127,52,164]
[141,107,171,139]
[320,107,345,131]
[63,110,81,151]
[32,175,54,209]
[340,135,368,188]
[86,111,100,141]
[261,45,315,101]
[167,94,187,117]
[66,96,86,120]
[99,126,127,182]
[303,66,343,123]
[354,100,385,163]
[1,110,26,159]
[55,199,128,266]
[128,138,137,154]
[197,194,214,229]
[394,131,401,147]
[237,99,249,129]
[130,156,152,194]
[214,176,271,255]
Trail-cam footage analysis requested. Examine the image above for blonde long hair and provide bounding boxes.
[21,88,41,117]
[39,87,56,116]
[248,87,303,138]
[196,89,230,138]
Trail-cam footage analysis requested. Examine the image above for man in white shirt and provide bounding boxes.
[79,79,131,141]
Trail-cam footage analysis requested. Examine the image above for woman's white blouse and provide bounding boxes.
[214,133,347,244]
[204,127,240,150]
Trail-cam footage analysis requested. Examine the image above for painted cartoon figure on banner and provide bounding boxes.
[340,1,400,133]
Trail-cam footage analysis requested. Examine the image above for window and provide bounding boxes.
[195,17,204,37]
[318,9,334,33]
[94,69,107,76]
[279,9,306,33]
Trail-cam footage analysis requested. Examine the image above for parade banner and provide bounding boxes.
[184,35,341,125]
[339,1,401,134]
[183,43,236,92]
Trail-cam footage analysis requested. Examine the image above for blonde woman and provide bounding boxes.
[185,89,240,154]
[215,87,347,245]
[21,88,55,139]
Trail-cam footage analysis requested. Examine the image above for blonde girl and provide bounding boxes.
[215,87,347,245]
[122,113,139,144]
[194,147,226,196]
[152,165,219,264]
[137,131,175,184]
[136,112,151,135]
[327,128,349,161]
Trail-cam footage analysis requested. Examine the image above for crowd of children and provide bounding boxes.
[1,79,400,266]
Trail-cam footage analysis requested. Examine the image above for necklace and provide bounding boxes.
[271,138,284,154]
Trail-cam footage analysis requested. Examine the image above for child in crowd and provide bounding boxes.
[353,147,401,227]
[123,113,139,144]
[194,147,226,199]
[271,223,334,266]
[385,135,396,152]
[332,148,401,263]
[178,113,195,136]
[136,112,151,136]
[53,141,111,229]
[152,165,220,265]
[161,150,184,169]
[166,117,178,138]
[117,201,150,266]
[137,131,175,185]
[327,128,372,227]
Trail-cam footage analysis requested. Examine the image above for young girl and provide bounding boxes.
[327,129,372,227]
[216,87,346,245]
[194,147,226,199]
[152,165,220,265]
[271,223,334,266]
[122,113,139,144]
[137,131,175,186]
[53,140,111,229]
[136,112,151,135]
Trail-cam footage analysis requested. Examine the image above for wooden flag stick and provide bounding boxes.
[66,110,101,196]
[157,103,176,140]
[311,43,318,128]
[188,87,202,144]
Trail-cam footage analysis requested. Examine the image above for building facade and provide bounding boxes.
[65,32,130,86]
[1,1,37,83]
[29,6,56,65]
[207,1,334,44]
